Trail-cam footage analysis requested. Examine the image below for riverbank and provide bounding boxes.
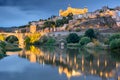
[0,41,22,54]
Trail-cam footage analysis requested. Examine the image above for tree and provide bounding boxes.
[44,21,55,32]
[85,28,96,39]
[110,39,120,50]
[66,33,80,43]
[24,36,30,45]
[79,37,91,46]
[109,33,120,42]
[62,17,69,24]
[55,19,64,27]
[67,13,73,20]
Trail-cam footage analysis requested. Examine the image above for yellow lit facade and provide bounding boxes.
[59,6,88,17]
[30,24,36,33]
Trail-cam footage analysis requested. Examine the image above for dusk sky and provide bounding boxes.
[0,0,120,27]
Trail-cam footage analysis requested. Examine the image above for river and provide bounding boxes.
[0,46,120,80]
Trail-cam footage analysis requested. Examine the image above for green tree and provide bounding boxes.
[62,17,69,24]
[55,19,64,27]
[45,37,56,45]
[67,13,73,20]
[66,33,80,43]
[110,39,120,50]
[44,21,55,32]
[109,33,120,42]
[85,28,96,39]
[79,37,91,46]
[24,36,30,45]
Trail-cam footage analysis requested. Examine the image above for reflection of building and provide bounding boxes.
[58,66,82,80]
[59,5,88,17]
[19,46,119,80]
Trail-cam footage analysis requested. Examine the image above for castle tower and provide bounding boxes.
[30,24,36,33]
[59,5,88,17]
[68,4,71,8]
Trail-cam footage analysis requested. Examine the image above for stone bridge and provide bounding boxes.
[0,32,46,48]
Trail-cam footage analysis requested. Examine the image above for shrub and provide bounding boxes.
[45,37,56,45]
[110,39,120,50]
[24,37,30,45]
[0,41,7,54]
[24,34,41,44]
[79,37,91,46]
[39,35,48,44]
[66,33,79,43]
[79,35,84,40]
[109,33,120,42]
[75,28,81,32]
[92,39,100,47]
[0,35,5,41]
[67,43,80,47]
[0,41,6,48]
[85,28,96,39]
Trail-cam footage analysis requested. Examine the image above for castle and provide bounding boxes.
[59,5,88,17]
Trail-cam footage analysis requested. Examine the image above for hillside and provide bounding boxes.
[74,16,117,29]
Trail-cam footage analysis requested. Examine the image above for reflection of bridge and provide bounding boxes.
[18,46,119,80]
[0,32,46,48]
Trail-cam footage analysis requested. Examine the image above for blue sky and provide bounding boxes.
[0,0,120,27]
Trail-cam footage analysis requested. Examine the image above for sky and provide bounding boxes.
[0,0,120,27]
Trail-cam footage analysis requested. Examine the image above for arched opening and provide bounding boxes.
[5,35,19,44]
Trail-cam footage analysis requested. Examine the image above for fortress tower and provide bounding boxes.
[59,5,88,17]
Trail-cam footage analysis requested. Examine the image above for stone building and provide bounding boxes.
[30,24,36,33]
[59,6,88,17]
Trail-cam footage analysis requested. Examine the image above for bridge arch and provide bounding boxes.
[0,32,46,48]
[5,35,19,44]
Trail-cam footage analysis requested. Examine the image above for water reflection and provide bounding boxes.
[0,53,7,60]
[18,46,120,80]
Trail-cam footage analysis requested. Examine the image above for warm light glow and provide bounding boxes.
[67,54,69,63]
[30,25,36,33]
[116,62,119,68]
[82,66,84,72]
[82,56,84,65]
[74,56,76,64]
[29,54,36,63]
[60,55,63,63]
[53,54,56,63]
[91,69,94,74]
[58,66,63,75]
[118,76,120,80]
[97,59,100,67]
[105,72,108,78]
[100,71,103,76]
[59,6,88,17]
[105,60,107,67]
[90,61,92,66]
[72,70,82,76]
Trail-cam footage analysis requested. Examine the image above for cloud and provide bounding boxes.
[0,0,120,27]
[0,6,38,26]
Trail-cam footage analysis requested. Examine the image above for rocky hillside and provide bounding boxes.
[74,16,117,29]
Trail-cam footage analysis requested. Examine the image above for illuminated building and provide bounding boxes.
[59,5,88,17]
[30,24,36,33]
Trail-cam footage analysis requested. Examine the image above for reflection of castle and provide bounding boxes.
[19,46,119,80]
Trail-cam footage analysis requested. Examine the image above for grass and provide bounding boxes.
[67,43,80,47]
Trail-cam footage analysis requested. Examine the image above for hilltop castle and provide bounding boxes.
[59,5,88,17]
